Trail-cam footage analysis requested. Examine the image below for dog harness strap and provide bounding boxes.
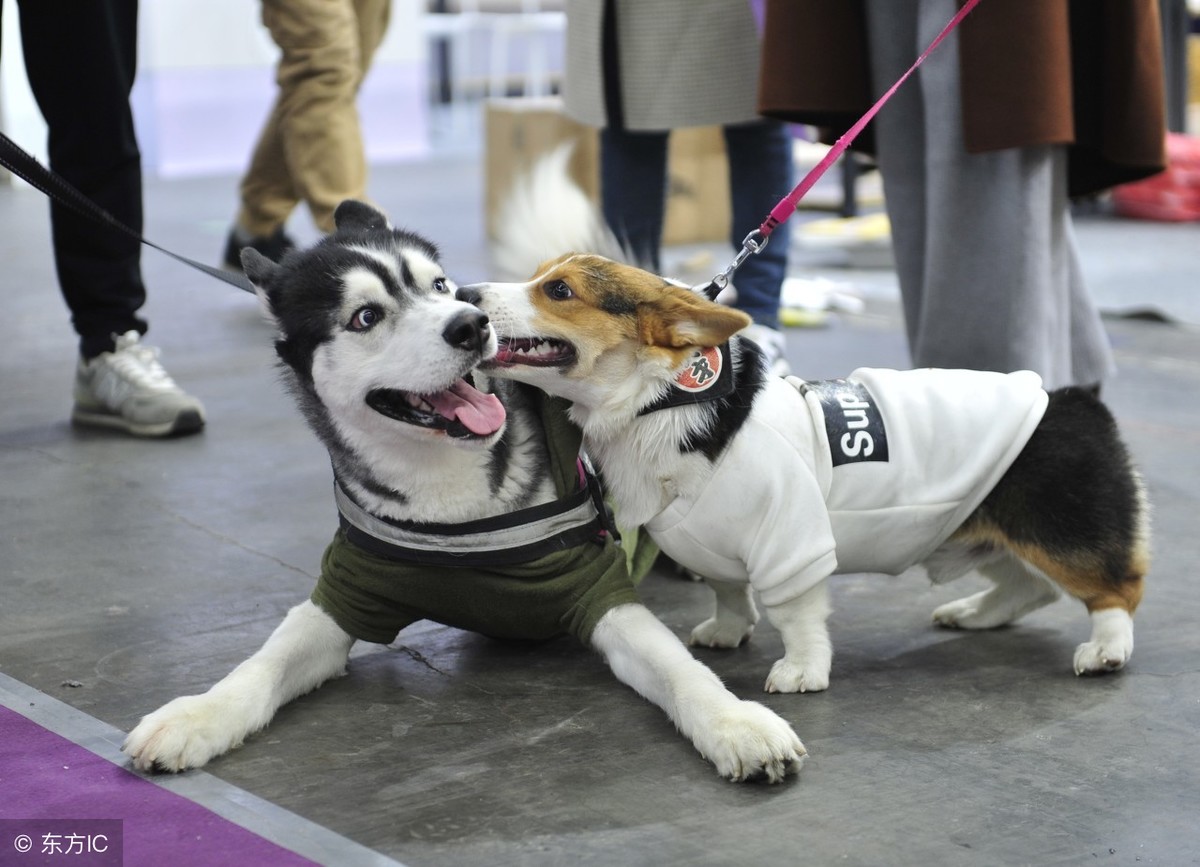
[333,475,608,568]
[638,343,736,416]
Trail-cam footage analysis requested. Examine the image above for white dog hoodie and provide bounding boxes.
[645,367,1049,607]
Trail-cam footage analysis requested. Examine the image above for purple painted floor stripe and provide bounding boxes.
[0,706,316,867]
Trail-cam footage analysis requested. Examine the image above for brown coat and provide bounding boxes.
[757,0,1167,196]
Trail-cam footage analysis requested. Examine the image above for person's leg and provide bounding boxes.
[1062,165,1117,388]
[236,0,379,242]
[864,0,928,353]
[911,0,1111,388]
[353,0,391,79]
[914,142,1113,389]
[268,0,372,233]
[17,0,145,359]
[721,119,792,331]
[869,0,1114,389]
[599,127,668,271]
[19,0,205,435]
[233,98,300,242]
[595,0,667,271]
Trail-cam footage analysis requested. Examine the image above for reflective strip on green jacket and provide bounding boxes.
[312,390,654,645]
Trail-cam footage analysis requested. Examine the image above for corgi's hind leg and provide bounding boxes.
[960,386,1150,674]
[1074,607,1136,675]
[932,553,1061,630]
[1016,546,1145,676]
[689,578,759,649]
[1068,481,1149,675]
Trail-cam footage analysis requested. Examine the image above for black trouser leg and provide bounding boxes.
[17,0,146,358]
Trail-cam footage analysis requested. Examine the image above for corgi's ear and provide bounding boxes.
[637,288,751,349]
[334,199,391,233]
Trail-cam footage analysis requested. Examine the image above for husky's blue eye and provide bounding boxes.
[545,280,573,301]
[349,307,380,331]
[433,277,449,294]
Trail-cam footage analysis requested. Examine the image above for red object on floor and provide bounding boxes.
[1111,134,1200,222]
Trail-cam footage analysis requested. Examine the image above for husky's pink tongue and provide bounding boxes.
[427,379,506,435]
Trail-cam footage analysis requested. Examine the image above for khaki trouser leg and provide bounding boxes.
[236,0,390,235]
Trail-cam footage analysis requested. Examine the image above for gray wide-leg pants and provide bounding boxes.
[864,0,1115,389]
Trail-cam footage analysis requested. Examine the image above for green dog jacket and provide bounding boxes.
[311,390,648,645]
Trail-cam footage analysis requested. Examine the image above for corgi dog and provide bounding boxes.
[457,254,1150,694]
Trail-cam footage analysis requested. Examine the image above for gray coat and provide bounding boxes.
[562,0,762,131]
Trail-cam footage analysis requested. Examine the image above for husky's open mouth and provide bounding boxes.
[489,336,576,368]
[365,376,505,439]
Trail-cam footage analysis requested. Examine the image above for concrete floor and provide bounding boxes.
[2,153,1199,866]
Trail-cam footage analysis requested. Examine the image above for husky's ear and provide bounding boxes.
[241,248,278,286]
[241,249,281,319]
[637,288,752,349]
[334,200,391,233]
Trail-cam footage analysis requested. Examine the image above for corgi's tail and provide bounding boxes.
[491,142,628,280]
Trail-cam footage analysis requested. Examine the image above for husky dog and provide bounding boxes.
[122,201,804,783]
[458,169,1151,697]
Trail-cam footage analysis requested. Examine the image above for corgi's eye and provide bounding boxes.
[433,277,449,294]
[349,307,381,332]
[544,280,573,301]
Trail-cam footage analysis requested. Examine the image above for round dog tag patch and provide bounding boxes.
[675,346,723,393]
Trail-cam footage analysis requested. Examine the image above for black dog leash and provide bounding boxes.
[0,131,255,295]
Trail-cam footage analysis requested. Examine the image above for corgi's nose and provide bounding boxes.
[443,308,490,352]
[456,285,483,307]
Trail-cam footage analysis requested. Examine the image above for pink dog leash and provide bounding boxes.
[701,0,984,299]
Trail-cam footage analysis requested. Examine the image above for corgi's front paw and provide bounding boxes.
[694,700,806,784]
[764,655,830,694]
[123,694,250,772]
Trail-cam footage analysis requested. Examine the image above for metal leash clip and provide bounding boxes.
[698,229,768,300]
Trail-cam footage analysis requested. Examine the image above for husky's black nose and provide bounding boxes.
[443,308,490,352]
[456,285,483,307]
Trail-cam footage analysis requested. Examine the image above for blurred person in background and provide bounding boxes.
[15,0,205,437]
[563,0,795,375]
[224,0,391,269]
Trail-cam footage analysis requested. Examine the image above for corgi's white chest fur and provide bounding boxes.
[582,406,719,528]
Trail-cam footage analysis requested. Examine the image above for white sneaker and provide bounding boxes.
[743,323,792,377]
[72,331,206,437]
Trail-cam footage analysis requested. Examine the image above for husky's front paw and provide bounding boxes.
[689,616,755,649]
[695,701,806,784]
[764,656,830,694]
[124,694,251,772]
